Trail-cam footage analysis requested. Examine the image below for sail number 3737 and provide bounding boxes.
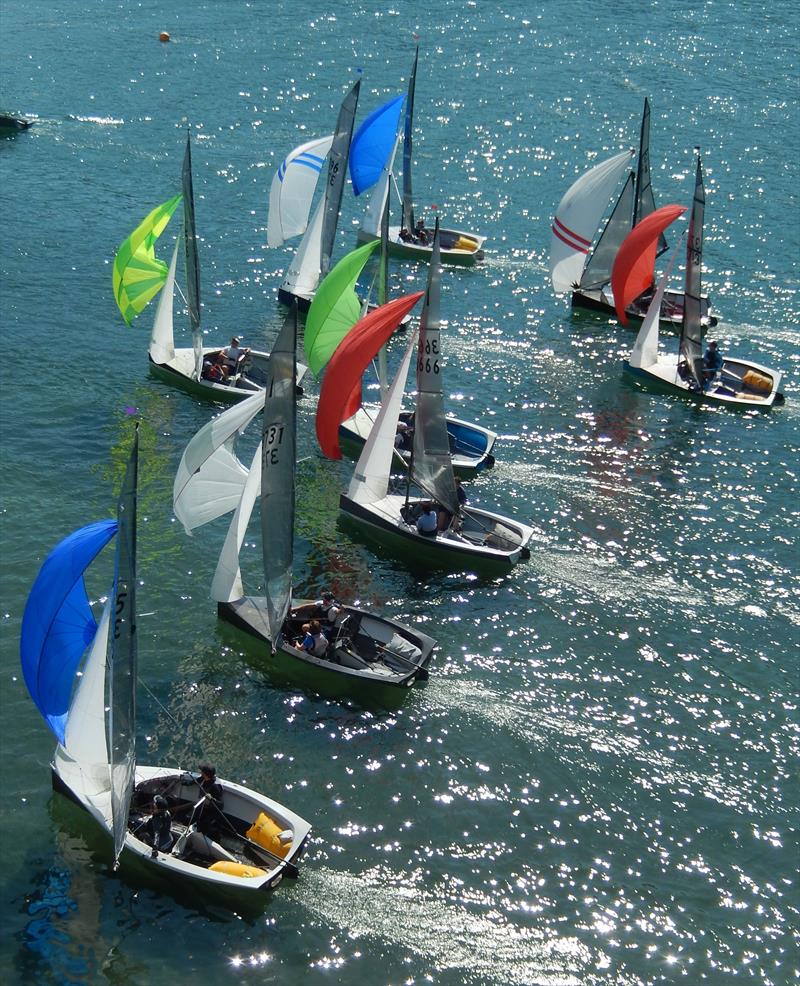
[264,424,285,466]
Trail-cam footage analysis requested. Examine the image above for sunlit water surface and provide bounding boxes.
[1,2,798,984]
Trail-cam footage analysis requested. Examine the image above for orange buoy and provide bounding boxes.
[159,31,171,43]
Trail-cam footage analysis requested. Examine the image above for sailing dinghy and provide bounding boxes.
[355,47,485,266]
[307,200,497,477]
[551,100,715,329]
[619,156,783,408]
[173,309,436,703]
[114,134,306,403]
[337,223,534,575]
[276,80,361,312]
[20,428,311,893]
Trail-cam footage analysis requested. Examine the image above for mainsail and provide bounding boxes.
[113,195,182,325]
[411,222,460,517]
[401,47,419,231]
[681,157,706,386]
[181,135,203,379]
[261,311,298,647]
[108,428,139,869]
[320,79,361,279]
[633,98,666,256]
[580,173,634,291]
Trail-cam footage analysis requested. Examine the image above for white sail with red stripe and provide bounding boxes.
[550,149,634,294]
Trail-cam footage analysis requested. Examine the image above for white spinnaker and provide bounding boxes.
[268,135,333,248]
[211,441,261,603]
[280,198,325,299]
[173,390,265,534]
[360,134,400,238]
[149,238,179,364]
[630,236,683,370]
[347,327,418,505]
[550,149,634,294]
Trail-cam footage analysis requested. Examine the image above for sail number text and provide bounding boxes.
[264,424,285,466]
[417,337,440,375]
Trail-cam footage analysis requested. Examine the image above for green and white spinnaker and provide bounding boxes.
[304,240,379,376]
[113,195,182,325]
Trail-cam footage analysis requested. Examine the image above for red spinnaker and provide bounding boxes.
[316,291,424,460]
[611,205,687,325]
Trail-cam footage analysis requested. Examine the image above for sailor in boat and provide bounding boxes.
[138,795,175,856]
[414,218,430,245]
[173,763,225,836]
[201,352,230,383]
[298,620,330,657]
[399,227,413,243]
[394,420,414,451]
[291,591,341,625]
[702,340,723,390]
[221,336,250,373]
[416,502,439,537]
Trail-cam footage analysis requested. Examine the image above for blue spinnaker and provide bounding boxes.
[20,520,117,743]
[349,94,405,197]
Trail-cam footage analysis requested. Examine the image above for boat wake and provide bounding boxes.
[302,865,598,985]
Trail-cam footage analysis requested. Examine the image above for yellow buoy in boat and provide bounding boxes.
[209,860,267,879]
[159,31,171,43]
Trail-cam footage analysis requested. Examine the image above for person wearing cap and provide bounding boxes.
[222,336,250,371]
[291,591,341,626]
[702,340,723,389]
[141,795,174,854]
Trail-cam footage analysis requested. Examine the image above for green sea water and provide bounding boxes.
[1,2,798,984]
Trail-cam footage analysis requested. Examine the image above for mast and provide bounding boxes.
[108,425,139,870]
[320,79,361,278]
[411,220,459,516]
[681,153,705,387]
[634,98,667,256]
[181,134,203,378]
[377,191,390,397]
[401,46,418,232]
[261,309,298,649]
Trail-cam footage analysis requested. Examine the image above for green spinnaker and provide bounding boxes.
[113,194,183,325]
[304,240,380,376]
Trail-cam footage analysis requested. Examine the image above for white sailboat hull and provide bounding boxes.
[340,493,534,574]
[52,761,311,893]
[149,347,308,404]
[339,406,497,478]
[357,225,485,266]
[625,353,784,408]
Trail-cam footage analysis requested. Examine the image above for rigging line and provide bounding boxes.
[139,677,180,728]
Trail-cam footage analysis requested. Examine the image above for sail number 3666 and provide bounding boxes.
[417,337,440,375]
